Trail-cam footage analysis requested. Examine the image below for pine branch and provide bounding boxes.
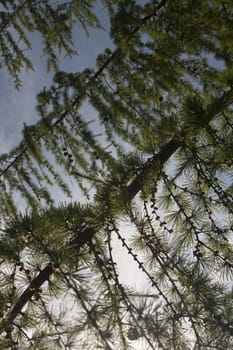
[2,263,53,331]
[0,0,28,35]
[2,88,233,331]
[0,2,168,179]
[127,138,181,201]
[0,5,168,180]
[0,147,26,178]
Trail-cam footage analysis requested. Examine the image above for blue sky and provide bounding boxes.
[0,4,112,152]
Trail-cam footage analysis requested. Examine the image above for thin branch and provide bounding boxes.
[4,263,53,328]
[0,0,28,35]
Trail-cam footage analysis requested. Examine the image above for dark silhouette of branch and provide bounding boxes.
[5,263,53,328]
[0,0,28,35]
[127,138,182,201]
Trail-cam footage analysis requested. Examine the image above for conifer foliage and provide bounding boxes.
[1,0,233,349]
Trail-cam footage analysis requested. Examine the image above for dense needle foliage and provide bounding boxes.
[0,0,233,349]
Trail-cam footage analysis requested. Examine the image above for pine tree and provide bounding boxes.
[1,0,233,349]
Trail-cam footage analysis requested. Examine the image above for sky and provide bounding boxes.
[2,2,232,349]
[0,3,153,349]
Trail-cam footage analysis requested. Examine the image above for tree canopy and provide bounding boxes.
[1,0,233,349]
